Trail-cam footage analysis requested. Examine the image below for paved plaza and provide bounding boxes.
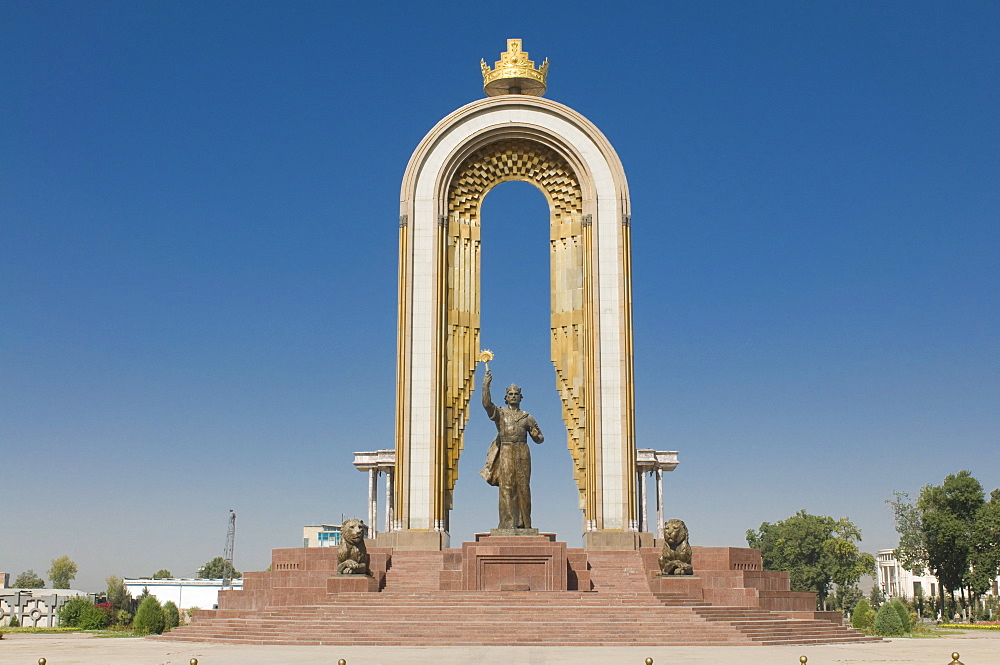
[1,631,996,665]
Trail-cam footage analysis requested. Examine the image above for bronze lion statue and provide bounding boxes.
[337,518,370,575]
[658,518,693,575]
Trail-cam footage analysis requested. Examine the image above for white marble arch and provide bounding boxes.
[395,94,636,541]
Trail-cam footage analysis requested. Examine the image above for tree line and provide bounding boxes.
[11,556,241,591]
[12,556,78,589]
[889,470,1000,619]
[745,470,1000,619]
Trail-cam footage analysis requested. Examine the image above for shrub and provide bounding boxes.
[133,596,165,635]
[874,601,905,636]
[58,596,93,627]
[162,601,180,631]
[851,599,873,631]
[77,604,110,630]
[116,609,132,627]
[8,613,20,627]
[890,599,911,632]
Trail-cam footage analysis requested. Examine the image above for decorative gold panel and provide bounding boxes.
[439,138,590,520]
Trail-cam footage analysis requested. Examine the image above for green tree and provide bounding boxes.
[105,576,132,621]
[47,555,78,589]
[8,612,20,627]
[868,584,885,609]
[890,598,911,632]
[746,510,876,609]
[78,603,110,630]
[889,490,928,574]
[14,570,45,588]
[162,600,180,630]
[198,556,241,580]
[890,471,990,616]
[133,596,165,635]
[830,583,864,614]
[152,569,173,579]
[874,601,904,636]
[969,490,1000,598]
[851,598,873,631]
[58,596,93,627]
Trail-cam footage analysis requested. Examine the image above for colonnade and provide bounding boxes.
[635,449,679,539]
[352,449,396,537]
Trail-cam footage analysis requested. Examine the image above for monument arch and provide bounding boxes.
[392,40,638,548]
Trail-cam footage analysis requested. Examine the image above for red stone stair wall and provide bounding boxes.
[156,539,878,647]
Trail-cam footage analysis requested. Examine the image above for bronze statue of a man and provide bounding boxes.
[479,371,544,529]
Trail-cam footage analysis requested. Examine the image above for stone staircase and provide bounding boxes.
[156,545,878,647]
[159,594,875,646]
[381,551,444,592]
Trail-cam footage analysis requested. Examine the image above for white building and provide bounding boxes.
[123,578,242,610]
[302,523,342,547]
[876,549,1000,600]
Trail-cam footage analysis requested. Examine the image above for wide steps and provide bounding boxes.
[159,546,877,646]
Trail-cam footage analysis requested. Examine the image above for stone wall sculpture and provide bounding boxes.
[0,592,74,627]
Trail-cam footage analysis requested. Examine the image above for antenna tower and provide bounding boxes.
[222,509,236,589]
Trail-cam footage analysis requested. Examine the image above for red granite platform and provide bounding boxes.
[156,539,876,646]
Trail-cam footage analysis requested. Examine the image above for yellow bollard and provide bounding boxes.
[645,659,653,665]
[190,659,198,665]
[950,653,963,665]
[800,657,807,664]
[338,660,347,665]
[39,659,46,665]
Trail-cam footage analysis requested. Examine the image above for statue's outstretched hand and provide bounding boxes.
[484,371,492,387]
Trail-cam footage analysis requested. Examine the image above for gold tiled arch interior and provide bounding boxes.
[448,139,582,221]
[438,138,591,520]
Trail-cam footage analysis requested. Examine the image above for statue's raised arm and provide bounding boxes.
[482,370,498,420]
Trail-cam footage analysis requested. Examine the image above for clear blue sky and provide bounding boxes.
[3,2,998,592]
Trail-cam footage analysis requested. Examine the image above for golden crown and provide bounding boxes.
[481,39,548,97]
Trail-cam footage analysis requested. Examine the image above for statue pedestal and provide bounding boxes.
[648,573,703,596]
[327,574,379,593]
[461,534,568,591]
[480,528,552,540]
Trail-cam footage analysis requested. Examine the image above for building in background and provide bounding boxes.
[302,523,342,548]
[123,578,243,610]
[876,549,1000,600]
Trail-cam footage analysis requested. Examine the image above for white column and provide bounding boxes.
[655,468,664,539]
[368,468,377,538]
[385,467,393,533]
[639,470,648,532]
